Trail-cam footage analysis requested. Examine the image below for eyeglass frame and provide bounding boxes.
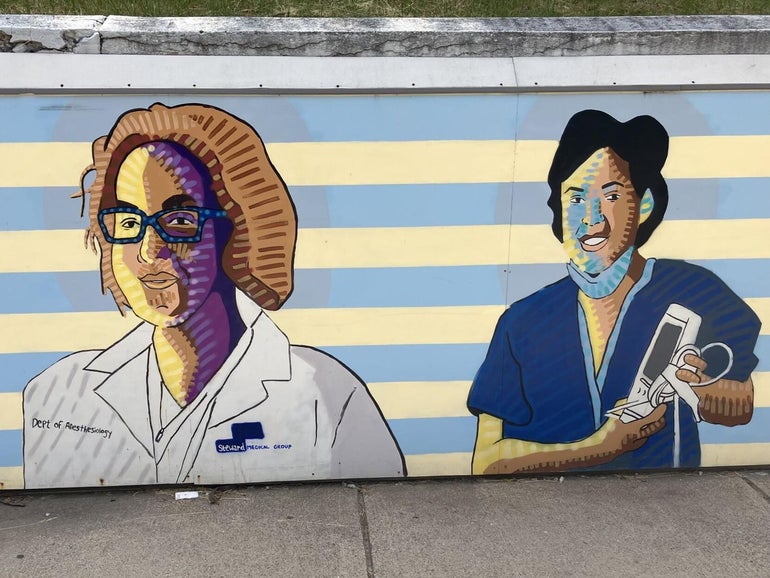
[97,206,229,244]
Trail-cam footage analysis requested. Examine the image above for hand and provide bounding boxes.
[599,402,667,456]
[676,354,754,425]
[675,353,709,384]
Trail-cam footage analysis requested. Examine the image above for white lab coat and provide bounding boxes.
[23,299,405,489]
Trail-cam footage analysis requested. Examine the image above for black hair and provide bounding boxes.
[546,109,669,248]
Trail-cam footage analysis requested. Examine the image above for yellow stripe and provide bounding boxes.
[0,448,767,488]
[369,381,473,419]
[0,466,23,489]
[1,136,770,189]
[405,452,472,477]
[753,372,770,408]
[0,143,91,188]
[700,443,770,467]
[4,299,770,354]
[372,374,770,421]
[1,374,767,430]
[0,392,22,430]
[3,218,770,273]
[667,136,770,180]
[406,444,770,476]
[0,306,503,354]
[641,219,770,261]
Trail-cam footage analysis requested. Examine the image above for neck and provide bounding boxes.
[568,247,643,299]
[153,288,246,407]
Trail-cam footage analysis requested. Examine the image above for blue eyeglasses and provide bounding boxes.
[98,206,228,244]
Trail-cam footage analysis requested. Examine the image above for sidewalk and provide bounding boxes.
[1,470,768,577]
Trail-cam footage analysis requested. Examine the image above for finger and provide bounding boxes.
[683,354,708,372]
[647,403,667,421]
[640,416,666,438]
[626,437,647,451]
[676,368,701,384]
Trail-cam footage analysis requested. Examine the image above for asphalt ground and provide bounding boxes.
[1,470,768,577]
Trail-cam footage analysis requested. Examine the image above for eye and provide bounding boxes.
[120,217,141,229]
[570,196,585,204]
[168,215,194,225]
[605,193,621,202]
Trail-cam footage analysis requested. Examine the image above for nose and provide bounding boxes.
[138,226,171,263]
[581,196,605,227]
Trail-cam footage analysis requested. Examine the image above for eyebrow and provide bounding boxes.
[602,181,625,190]
[564,186,584,194]
[116,200,138,209]
[162,194,196,210]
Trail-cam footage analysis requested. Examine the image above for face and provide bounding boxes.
[560,147,640,275]
[108,143,229,327]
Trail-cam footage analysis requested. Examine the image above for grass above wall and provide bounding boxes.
[0,0,768,17]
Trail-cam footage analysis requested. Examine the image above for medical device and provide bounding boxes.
[606,303,734,424]
[604,303,734,467]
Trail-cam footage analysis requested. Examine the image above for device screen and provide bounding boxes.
[643,323,682,380]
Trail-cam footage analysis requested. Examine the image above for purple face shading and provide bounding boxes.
[110,141,231,327]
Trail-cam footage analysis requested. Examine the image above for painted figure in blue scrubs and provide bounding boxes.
[468,110,760,474]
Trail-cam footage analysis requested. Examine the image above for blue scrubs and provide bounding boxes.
[467,259,760,469]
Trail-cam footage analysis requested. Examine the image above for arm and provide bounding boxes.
[473,405,667,475]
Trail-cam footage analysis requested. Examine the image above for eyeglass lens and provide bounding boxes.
[103,210,202,240]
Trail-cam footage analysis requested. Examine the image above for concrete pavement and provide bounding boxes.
[1,470,768,577]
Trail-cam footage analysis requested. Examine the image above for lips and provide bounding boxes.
[139,272,179,290]
[579,235,608,251]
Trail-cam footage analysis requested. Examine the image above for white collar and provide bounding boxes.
[86,292,292,455]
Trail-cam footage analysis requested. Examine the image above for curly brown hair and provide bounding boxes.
[79,102,297,312]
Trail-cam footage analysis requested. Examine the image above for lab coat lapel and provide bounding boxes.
[207,309,292,429]
[86,323,155,458]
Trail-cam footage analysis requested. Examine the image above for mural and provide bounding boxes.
[468,110,760,474]
[21,103,405,488]
[0,92,768,490]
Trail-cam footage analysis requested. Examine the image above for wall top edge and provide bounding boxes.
[1,54,769,93]
[3,14,770,56]
[3,14,770,30]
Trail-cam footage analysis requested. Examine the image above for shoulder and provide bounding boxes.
[650,259,724,285]
[647,259,760,326]
[289,345,366,396]
[23,350,103,401]
[498,276,575,328]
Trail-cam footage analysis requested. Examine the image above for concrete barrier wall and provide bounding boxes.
[0,53,768,490]
[2,15,770,56]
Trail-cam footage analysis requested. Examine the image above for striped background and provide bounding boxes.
[1,91,769,489]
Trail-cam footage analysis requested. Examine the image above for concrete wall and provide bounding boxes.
[2,15,770,56]
[0,53,768,490]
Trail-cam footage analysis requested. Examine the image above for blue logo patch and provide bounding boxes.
[216,422,264,453]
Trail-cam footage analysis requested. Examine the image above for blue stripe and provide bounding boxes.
[0,272,115,313]
[698,408,770,444]
[0,267,508,313]
[0,352,67,393]
[1,258,769,314]
[0,95,517,144]
[1,411,768,468]
[0,344,490,394]
[389,416,476,455]
[0,429,22,467]
[754,336,770,372]
[322,344,488,384]
[6,178,770,232]
[390,409,770,456]
[516,92,770,138]
[4,93,770,144]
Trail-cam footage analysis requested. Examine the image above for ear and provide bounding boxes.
[639,189,655,224]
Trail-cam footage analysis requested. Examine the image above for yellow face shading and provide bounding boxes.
[109,143,225,328]
[560,147,641,275]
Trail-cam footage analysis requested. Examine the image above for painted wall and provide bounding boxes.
[0,90,768,489]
